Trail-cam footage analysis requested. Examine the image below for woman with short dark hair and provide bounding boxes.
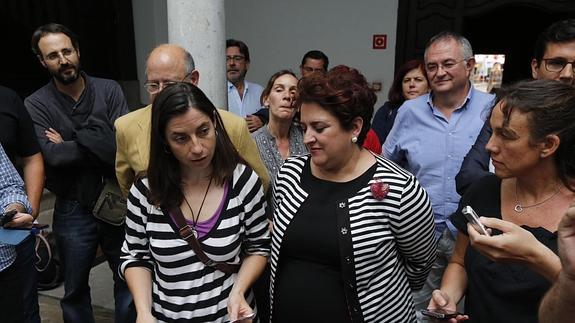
[270,65,437,322]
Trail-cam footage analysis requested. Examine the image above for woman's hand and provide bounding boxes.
[468,217,541,263]
[427,290,469,322]
[227,291,254,322]
[468,217,561,281]
[135,312,156,323]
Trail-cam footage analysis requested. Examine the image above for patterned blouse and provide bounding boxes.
[251,124,308,183]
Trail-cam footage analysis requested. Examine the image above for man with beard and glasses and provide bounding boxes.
[25,23,135,323]
[226,39,266,132]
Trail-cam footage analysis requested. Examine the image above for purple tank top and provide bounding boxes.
[186,181,229,239]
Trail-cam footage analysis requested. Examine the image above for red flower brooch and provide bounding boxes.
[370,178,389,200]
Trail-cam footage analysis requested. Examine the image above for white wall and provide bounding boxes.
[225,0,398,108]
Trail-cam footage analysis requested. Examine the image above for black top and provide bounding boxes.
[0,85,40,167]
[455,119,492,196]
[25,73,129,205]
[450,175,557,323]
[371,101,401,144]
[273,159,377,323]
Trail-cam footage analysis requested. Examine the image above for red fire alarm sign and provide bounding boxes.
[373,34,387,49]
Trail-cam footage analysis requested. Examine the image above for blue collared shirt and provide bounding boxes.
[0,144,32,271]
[384,86,494,239]
[227,80,264,117]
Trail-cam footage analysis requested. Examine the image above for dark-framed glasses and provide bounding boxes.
[542,58,575,73]
[226,55,246,62]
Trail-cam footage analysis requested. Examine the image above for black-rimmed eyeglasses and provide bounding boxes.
[542,58,575,73]
[226,55,246,63]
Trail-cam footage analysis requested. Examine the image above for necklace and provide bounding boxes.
[182,177,213,236]
[514,181,561,213]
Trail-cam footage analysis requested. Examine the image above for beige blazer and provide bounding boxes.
[114,105,269,197]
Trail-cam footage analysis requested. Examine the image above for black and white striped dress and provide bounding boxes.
[270,155,437,322]
[120,164,271,322]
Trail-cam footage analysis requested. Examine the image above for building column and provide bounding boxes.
[131,0,169,106]
[167,0,227,109]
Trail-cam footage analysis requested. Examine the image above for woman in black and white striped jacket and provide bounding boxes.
[120,83,270,322]
[270,66,437,323]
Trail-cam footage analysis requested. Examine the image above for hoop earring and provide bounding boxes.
[163,145,171,154]
[351,136,358,143]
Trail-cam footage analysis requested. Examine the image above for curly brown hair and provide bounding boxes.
[296,65,376,145]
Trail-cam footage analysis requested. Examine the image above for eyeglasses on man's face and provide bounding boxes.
[143,72,191,94]
[425,58,467,73]
[44,48,77,62]
[226,55,246,63]
[542,58,575,73]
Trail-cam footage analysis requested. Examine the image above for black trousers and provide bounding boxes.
[254,264,271,323]
[0,251,25,323]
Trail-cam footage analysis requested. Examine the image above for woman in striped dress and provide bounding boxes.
[120,83,270,322]
[270,65,437,322]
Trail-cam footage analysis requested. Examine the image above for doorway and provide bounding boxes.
[396,0,575,85]
[464,5,573,84]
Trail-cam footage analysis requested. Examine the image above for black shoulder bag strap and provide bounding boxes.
[161,205,240,274]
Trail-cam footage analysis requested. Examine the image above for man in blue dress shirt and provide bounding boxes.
[226,39,265,132]
[383,31,494,317]
[0,143,34,323]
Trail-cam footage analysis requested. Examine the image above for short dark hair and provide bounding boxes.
[388,59,427,106]
[533,19,575,66]
[296,65,376,146]
[496,79,575,191]
[260,69,297,106]
[226,38,250,62]
[31,23,79,56]
[148,82,242,208]
[301,50,329,70]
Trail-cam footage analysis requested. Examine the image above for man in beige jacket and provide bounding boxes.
[115,44,269,197]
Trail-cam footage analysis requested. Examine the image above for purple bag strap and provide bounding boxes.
[161,204,240,274]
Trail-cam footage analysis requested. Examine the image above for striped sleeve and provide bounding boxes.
[119,178,155,278]
[236,165,270,256]
[391,174,436,290]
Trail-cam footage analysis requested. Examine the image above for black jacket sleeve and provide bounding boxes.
[455,120,492,195]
